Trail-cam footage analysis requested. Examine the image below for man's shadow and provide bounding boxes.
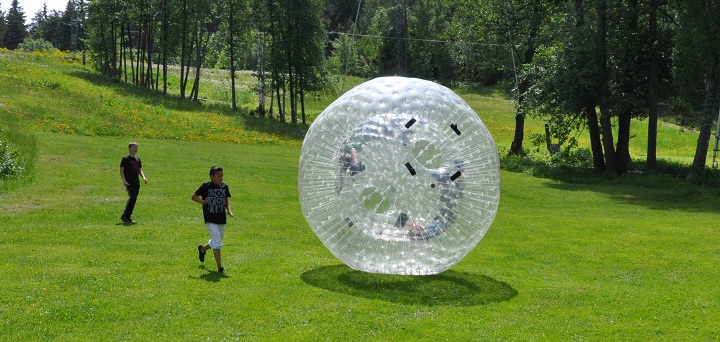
[301,264,517,306]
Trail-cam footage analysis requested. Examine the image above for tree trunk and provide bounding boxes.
[145,20,154,89]
[690,69,717,178]
[155,58,160,90]
[509,53,529,155]
[228,0,237,111]
[183,28,196,99]
[596,0,616,174]
[616,111,632,173]
[586,104,605,172]
[285,22,297,124]
[135,22,142,85]
[109,22,116,77]
[277,81,285,122]
[616,0,639,174]
[508,11,541,156]
[509,110,525,155]
[127,25,134,83]
[120,26,125,81]
[191,29,207,101]
[162,3,168,94]
[287,63,297,124]
[574,0,604,171]
[180,0,188,99]
[645,0,660,173]
[183,36,194,98]
[256,33,266,116]
[509,63,534,156]
[299,69,306,124]
[296,27,305,124]
[268,75,275,117]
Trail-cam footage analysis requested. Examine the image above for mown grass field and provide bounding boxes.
[1,50,719,340]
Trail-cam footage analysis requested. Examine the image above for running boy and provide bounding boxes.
[120,142,147,224]
[192,166,234,273]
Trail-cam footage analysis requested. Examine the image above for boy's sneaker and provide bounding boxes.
[197,245,206,262]
[121,216,136,224]
[218,267,225,274]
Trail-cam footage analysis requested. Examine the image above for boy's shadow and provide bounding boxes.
[192,265,228,283]
[301,264,517,306]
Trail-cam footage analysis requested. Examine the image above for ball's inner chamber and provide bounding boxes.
[334,114,464,242]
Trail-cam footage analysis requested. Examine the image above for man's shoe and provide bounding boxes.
[218,267,225,274]
[121,216,136,224]
[198,245,206,262]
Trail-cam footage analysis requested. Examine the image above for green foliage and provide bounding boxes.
[2,0,28,49]
[17,37,55,52]
[672,0,720,109]
[0,133,24,180]
[500,142,720,188]
[29,9,68,50]
[204,29,231,70]
[326,31,380,79]
[0,9,7,48]
[0,125,36,193]
[30,78,62,89]
[500,146,596,183]
[406,1,453,82]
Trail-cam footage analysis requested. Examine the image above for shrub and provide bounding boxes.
[0,136,24,180]
[18,38,56,52]
[30,79,62,89]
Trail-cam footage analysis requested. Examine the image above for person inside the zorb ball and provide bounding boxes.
[336,144,366,193]
[333,117,466,242]
[392,161,463,240]
[335,116,416,195]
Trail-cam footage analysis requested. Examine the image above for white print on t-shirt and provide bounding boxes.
[207,188,226,214]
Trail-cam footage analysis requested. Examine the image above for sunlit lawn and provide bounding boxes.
[1,50,719,340]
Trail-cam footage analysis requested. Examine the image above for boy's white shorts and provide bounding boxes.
[205,222,226,249]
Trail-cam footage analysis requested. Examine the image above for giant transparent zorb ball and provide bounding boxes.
[298,76,500,275]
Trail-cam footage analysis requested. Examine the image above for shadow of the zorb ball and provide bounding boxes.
[300,265,517,306]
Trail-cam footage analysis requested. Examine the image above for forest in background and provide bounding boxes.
[1,0,720,177]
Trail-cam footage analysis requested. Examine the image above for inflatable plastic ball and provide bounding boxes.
[298,76,500,275]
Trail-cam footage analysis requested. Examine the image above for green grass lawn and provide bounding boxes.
[1,50,720,340]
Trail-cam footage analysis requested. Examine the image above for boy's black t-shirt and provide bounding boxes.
[120,156,142,185]
[195,181,232,224]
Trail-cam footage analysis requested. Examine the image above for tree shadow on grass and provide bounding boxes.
[242,115,309,141]
[69,70,310,141]
[543,181,720,213]
[301,264,517,307]
[502,154,720,213]
[69,70,203,112]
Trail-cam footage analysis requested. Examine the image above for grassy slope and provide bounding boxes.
[1,51,719,340]
[0,51,307,145]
